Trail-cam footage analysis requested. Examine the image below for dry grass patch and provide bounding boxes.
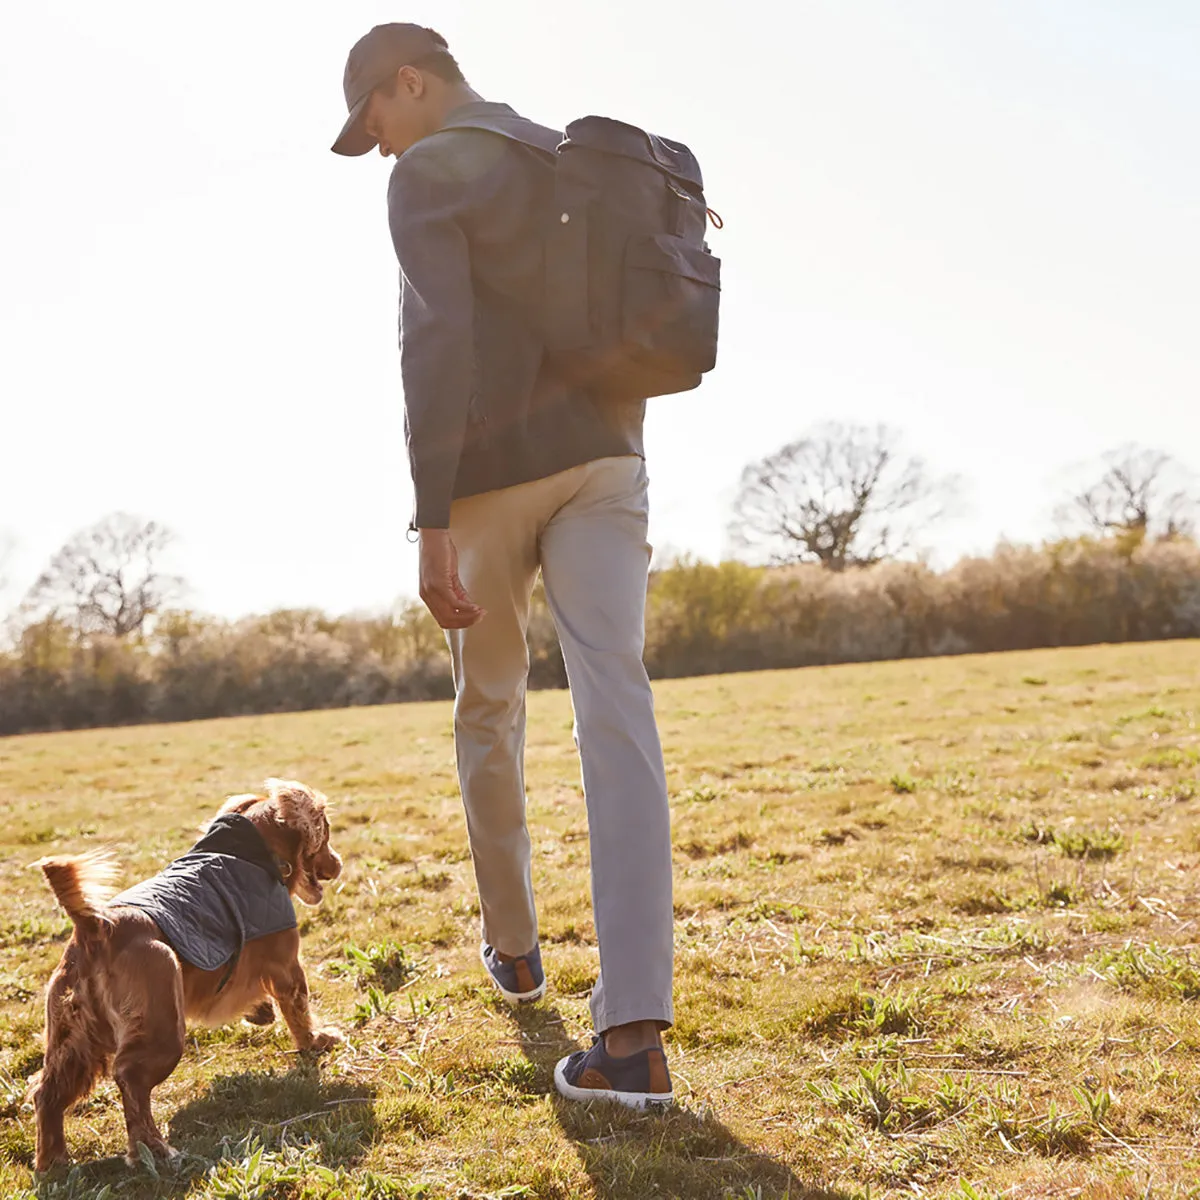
[1,640,1200,1196]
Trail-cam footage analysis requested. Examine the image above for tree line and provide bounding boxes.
[0,428,1196,736]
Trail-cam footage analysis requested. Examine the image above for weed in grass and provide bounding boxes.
[1139,746,1200,770]
[0,1066,24,1119]
[857,991,929,1037]
[1087,941,1200,1000]
[1041,881,1077,907]
[1024,1099,1092,1156]
[808,1060,931,1134]
[405,992,437,1021]
[0,916,71,948]
[1088,910,1133,934]
[331,940,424,992]
[0,974,35,1004]
[414,869,451,892]
[956,1182,1003,1200]
[189,1136,414,1200]
[745,899,807,923]
[1021,822,1125,860]
[816,827,860,846]
[1073,1082,1114,1126]
[353,986,396,1025]
[790,930,827,966]
[679,830,754,858]
[933,1072,976,1116]
[982,1092,1091,1157]
[953,890,1014,916]
[795,985,929,1040]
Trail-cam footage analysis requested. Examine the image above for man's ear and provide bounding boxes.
[397,64,426,99]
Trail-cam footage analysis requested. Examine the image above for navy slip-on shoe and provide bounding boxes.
[554,1036,674,1109]
[480,942,546,1005]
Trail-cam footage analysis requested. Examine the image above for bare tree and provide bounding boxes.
[1059,445,1196,541]
[22,513,184,638]
[728,423,959,570]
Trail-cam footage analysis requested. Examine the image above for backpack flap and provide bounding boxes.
[626,233,721,289]
[562,117,704,193]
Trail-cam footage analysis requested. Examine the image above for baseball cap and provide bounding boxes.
[331,23,448,156]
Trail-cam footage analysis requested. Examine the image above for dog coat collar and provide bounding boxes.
[111,813,298,990]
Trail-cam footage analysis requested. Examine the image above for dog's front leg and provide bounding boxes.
[265,957,343,1053]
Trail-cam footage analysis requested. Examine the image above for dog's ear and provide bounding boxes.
[265,779,328,857]
[217,793,263,816]
[199,793,263,833]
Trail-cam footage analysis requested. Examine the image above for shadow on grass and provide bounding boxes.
[29,1058,377,1199]
[510,1005,850,1200]
[169,1057,377,1163]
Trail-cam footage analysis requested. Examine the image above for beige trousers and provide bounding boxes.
[447,455,673,1032]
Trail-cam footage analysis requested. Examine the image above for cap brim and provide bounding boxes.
[331,93,376,156]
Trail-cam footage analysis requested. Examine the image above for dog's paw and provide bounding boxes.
[125,1140,179,1168]
[309,1027,345,1054]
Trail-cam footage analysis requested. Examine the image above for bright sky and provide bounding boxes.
[2,1,1197,618]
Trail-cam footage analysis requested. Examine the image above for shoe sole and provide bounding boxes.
[480,943,546,1005]
[553,1057,674,1110]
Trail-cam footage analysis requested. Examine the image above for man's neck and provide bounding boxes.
[435,84,485,126]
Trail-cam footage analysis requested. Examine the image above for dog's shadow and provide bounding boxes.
[168,1056,378,1164]
[32,1058,377,1199]
[510,1005,850,1200]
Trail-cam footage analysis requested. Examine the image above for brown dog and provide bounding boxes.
[30,778,344,1172]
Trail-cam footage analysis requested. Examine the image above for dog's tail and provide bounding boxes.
[32,851,121,935]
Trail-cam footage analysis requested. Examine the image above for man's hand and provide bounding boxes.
[418,529,486,630]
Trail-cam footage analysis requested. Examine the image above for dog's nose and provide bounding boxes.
[319,850,343,880]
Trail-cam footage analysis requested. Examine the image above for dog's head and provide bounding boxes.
[215,779,342,906]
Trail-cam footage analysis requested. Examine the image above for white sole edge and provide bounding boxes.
[553,1058,674,1110]
[480,943,546,1005]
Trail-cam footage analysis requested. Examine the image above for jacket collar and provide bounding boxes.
[443,100,520,124]
[186,813,288,884]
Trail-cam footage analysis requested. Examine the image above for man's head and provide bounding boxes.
[331,24,474,159]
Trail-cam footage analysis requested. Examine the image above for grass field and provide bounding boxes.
[2,641,1199,1199]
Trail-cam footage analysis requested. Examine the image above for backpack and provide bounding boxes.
[443,111,722,402]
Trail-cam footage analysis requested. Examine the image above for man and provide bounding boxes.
[332,23,674,1108]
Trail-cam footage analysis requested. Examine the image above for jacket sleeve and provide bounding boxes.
[387,147,476,530]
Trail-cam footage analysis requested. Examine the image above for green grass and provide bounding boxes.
[2,641,1200,1197]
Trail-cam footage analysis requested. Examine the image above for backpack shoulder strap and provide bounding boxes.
[439,110,563,159]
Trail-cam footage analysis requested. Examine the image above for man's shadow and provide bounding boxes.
[510,1005,850,1200]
